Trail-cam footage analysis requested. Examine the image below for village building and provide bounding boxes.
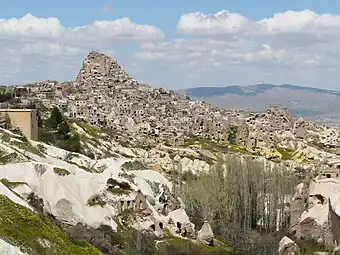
[0,109,38,140]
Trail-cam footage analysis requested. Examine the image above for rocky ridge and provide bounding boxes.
[0,124,229,254]
[4,51,340,165]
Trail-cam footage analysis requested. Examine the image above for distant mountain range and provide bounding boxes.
[180,84,340,126]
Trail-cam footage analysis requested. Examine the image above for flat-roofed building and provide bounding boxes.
[0,109,38,140]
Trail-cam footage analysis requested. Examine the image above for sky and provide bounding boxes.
[1,0,340,90]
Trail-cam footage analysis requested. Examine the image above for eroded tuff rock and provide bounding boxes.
[278,236,300,255]
[197,221,214,246]
[289,168,340,249]
[0,126,219,253]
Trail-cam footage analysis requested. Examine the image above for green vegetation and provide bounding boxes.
[1,127,45,159]
[183,136,229,153]
[179,155,299,255]
[38,107,106,159]
[47,107,64,129]
[110,216,232,255]
[74,120,102,139]
[228,126,238,145]
[55,134,81,154]
[276,147,295,160]
[158,234,232,255]
[121,160,147,171]
[53,167,71,176]
[87,199,107,207]
[0,132,11,143]
[0,195,101,255]
[228,144,252,155]
[0,91,14,103]
[39,107,82,154]
[0,178,27,189]
[0,151,19,165]
[11,138,46,158]
[294,238,331,254]
[107,187,130,196]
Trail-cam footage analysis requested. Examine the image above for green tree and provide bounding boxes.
[48,107,63,129]
[37,110,43,128]
[58,121,70,140]
[180,155,298,255]
[58,133,81,153]
[228,126,238,145]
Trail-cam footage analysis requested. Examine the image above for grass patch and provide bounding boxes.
[276,147,295,160]
[87,200,106,207]
[0,195,101,255]
[183,136,229,153]
[158,233,232,255]
[107,187,130,196]
[121,160,147,171]
[73,121,102,139]
[1,132,11,143]
[0,151,19,165]
[0,178,27,189]
[53,167,71,176]
[11,139,46,158]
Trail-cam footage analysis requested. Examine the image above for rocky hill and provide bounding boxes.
[7,52,340,164]
[180,84,340,127]
[2,51,340,254]
[0,122,233,254]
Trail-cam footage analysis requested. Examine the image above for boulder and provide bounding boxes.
[197,221,214,246]
[278,236,300,255]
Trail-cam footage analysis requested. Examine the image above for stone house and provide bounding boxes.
[318,167,340,179]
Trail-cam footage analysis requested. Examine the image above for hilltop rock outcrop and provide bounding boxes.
[3,51,339,164]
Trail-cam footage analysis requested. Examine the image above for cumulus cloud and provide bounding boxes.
[0,13,164,41]
[2,10,340,90]
[132,9,340,90]
[177,10,251,36]
[0,13,164,58]
[0,13,164,84]
[143,10,340,68]
[177,9,340,37]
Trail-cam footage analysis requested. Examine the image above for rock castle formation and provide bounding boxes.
[2,51,339,163]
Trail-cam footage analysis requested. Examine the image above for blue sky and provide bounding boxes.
[1,1,340,89]
[3,0,340,35]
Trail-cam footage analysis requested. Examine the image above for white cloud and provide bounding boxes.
[177,10,251,36]
[131,9,340,90]
[0,14,63,39]
[177,9,340,37]
[0,13,164,42]
[258,10,340,34]
[0,13,164,84]
[2,10,340,90]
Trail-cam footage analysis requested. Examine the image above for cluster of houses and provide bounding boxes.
[0,51,339,156]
